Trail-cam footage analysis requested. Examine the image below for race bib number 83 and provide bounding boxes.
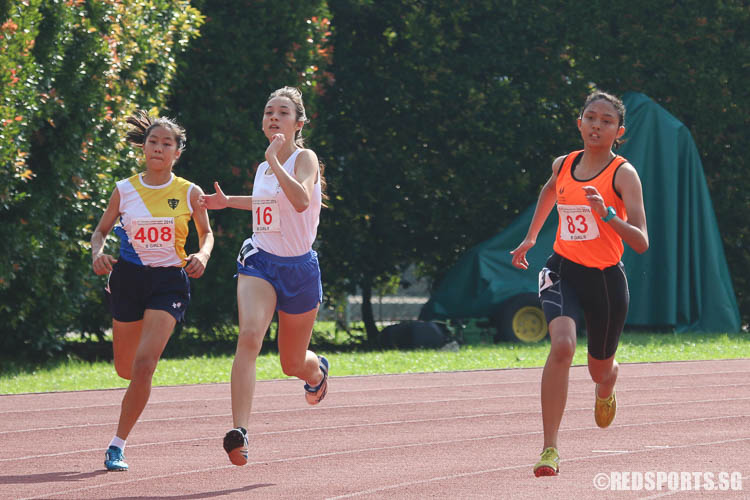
[558,204,600,241]
[131,217,175,250]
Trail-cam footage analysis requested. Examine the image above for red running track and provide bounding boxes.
[1,359,749,499]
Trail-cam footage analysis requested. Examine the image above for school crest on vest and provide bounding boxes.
[167,198,179,209]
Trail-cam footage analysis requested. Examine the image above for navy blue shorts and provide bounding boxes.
[105,258,190,323]
[539,253,629,360]
[236,246,322,315]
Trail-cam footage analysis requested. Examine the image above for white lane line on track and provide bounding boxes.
[3,405,749,463]
[16,433,750,499]
[0,380,525,415]
[3,389,750,437]
[0,396,230,415]
[0,380,750,416]
[2,366,748,414]
[324,436,750,499]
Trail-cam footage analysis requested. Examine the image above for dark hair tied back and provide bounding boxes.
[126,110,186,152]
[580,91,627,150]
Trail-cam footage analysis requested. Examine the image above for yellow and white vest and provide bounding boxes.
[114,173,194,267]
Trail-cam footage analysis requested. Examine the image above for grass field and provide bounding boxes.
[1,329,748,394]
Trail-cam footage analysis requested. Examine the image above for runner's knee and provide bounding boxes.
[279,354,307,378]
[549,336,576,363]
[130,355,159,382]
[236,328,265,356]
[114,358,132,380]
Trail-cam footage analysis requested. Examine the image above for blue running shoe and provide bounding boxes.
[223,427,248,466]
[304,355,329,405]
[104,445,128,471]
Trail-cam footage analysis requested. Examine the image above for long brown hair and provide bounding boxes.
[267,87,328,200]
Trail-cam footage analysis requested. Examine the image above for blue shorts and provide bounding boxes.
[236,246,322,314]
[105,258,190,323]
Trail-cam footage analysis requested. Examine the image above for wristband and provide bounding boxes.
[601,206,616,222]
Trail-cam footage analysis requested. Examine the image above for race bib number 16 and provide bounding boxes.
[558,205,600,241]
[252,197,280,233]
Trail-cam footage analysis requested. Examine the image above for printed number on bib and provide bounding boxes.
[252,197,280,233]
[558,205,600,241]
[131,217,175,250]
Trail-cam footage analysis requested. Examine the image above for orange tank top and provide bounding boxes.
[552,150,628,269]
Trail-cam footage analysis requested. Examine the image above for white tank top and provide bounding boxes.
[251,148,321,257]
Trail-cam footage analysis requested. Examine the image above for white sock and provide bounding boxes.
[109,436,126,451]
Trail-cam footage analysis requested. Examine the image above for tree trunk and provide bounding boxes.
[360,281,379,345]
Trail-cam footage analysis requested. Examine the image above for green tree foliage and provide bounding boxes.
[0,0,203,355]
[168,0,331,333]
[318,0,585,341]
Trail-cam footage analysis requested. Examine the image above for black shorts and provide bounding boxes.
[539,253,629,360]
[105,258,190,323]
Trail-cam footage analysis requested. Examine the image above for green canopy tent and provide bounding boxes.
[420,92,740,336]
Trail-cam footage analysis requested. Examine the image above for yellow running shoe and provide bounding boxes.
[533,447,560,477]
[595,384,617,428]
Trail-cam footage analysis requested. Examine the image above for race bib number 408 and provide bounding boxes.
[131,217,175,250]
[252,197,280,233]
[558,204,600,241]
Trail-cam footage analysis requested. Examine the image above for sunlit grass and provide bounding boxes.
[1,331,747,394]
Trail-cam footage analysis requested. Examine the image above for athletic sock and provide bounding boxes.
[109,436,126,451]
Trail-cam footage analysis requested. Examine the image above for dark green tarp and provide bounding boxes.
[420,92,740,333]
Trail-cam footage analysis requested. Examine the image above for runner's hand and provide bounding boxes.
[185,251,209,278]
[199,182,228,210]
[510,239,535,270]
[265,133,285,163]
[582,185,607,218]
[92,253,117,275]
